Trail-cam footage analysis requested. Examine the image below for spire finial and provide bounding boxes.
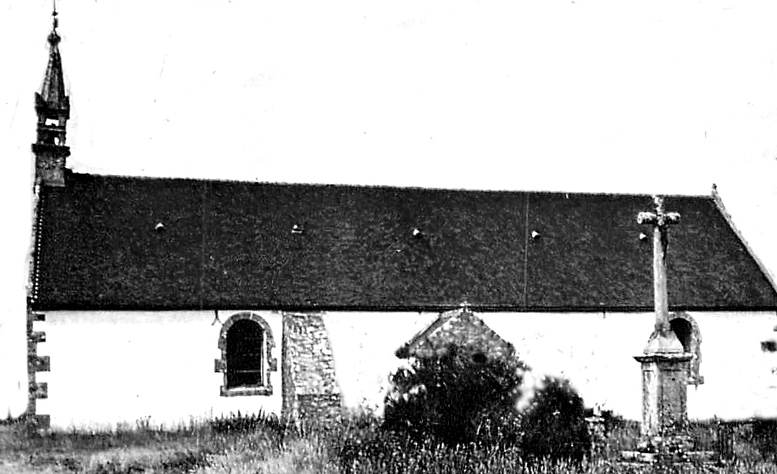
[49,0,60,44]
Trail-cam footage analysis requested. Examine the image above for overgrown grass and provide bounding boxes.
[0,414,283,474]
[1,414,776,474]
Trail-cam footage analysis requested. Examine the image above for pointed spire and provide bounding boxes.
[40,3,67,108]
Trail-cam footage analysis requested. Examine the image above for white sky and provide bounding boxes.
[2,0,777,417]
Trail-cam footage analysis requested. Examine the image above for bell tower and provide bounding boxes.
[32,5,70,187]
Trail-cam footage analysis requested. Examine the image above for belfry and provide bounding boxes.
[32,5,70,188]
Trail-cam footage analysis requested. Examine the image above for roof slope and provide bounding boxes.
[31,172,777,311]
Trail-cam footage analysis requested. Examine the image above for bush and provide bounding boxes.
[520,376,591,461]
[383,344,526,446]
[383,344,592,461]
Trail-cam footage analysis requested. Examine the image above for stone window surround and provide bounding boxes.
[669,311,704,386]
[216,312,277,397]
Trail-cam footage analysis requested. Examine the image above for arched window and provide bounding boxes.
[216,313,277,396]
[669,312,703,386]
[226,319,264,388]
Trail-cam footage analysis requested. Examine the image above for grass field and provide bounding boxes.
[1,415,775,474]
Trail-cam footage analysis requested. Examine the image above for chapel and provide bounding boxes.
[25,10,777,430]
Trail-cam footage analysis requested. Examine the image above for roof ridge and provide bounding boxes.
[66,171,712,198]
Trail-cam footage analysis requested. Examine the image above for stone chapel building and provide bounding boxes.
[25,14,777,430]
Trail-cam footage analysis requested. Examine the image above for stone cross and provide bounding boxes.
[634,195,692,454]
[637,196,681,345]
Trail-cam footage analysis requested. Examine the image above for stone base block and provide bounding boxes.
[299,393,342,424]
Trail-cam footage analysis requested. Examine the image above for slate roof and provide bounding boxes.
[30,172,777,312]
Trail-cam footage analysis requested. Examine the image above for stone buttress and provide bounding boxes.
[281,313,341,423]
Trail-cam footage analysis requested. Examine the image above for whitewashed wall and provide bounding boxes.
[324,311,777,421]
[686,312,777,420]
[32,309,777,429]
[36,310,282,430]
[324,312,437,413]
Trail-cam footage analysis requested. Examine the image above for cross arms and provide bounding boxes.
[637,196,680,228]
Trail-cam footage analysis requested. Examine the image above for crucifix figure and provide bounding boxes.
[634,195,692,454]
[637,195,683,354]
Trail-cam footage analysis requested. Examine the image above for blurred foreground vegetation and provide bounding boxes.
[1,412,776,474]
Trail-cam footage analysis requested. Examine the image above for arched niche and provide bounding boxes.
[669,311,704,386]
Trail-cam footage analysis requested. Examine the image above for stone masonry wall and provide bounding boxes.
[281,313,341,424]
[26,309,49,429]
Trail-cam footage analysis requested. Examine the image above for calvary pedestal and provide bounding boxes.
[634,196,692,459]
[634,349,692,453]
